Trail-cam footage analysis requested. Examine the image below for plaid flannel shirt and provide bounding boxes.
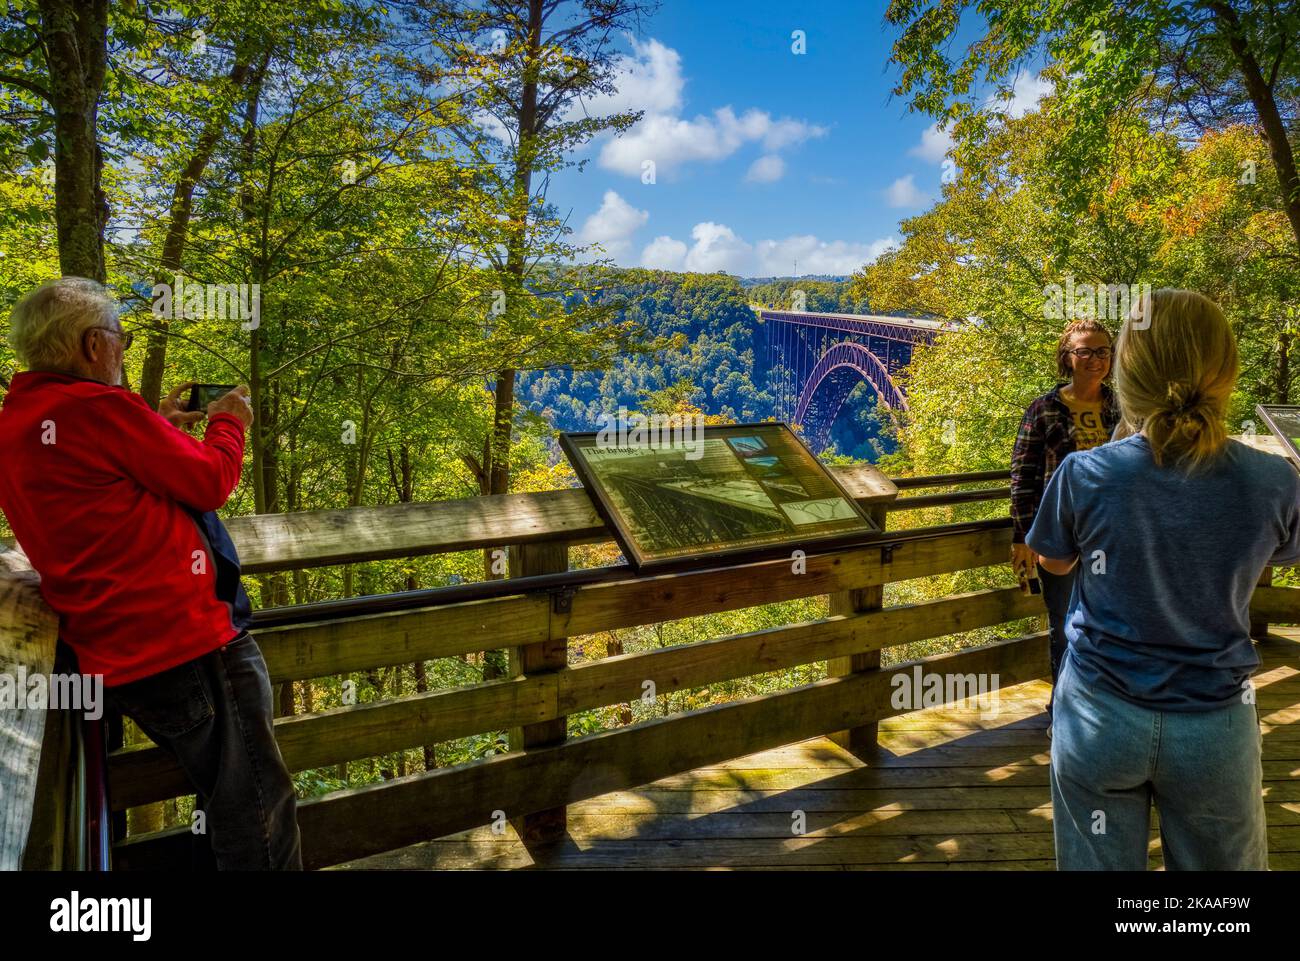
[1010,382,1121,544]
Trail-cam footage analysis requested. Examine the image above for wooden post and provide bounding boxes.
[826,468,898,760]
[507,541,568,847]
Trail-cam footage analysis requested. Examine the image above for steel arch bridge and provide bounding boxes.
[758,308,953,452]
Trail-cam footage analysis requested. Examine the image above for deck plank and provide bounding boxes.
[336,629,1300,870]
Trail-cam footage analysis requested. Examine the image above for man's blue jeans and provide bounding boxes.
[1039,565,1074,719]
[107,632,302,870]
[1049,653,1268,870]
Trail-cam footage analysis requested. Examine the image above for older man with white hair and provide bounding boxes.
[0,277,301,870]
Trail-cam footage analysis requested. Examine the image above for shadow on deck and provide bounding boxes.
[339,629,1300,871]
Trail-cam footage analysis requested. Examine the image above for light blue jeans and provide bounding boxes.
[1039,565,1075,719]
[1049,653,1268,870]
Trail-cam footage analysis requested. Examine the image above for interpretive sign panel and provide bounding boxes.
[559,421,880,572]
[1257,405,1300,467]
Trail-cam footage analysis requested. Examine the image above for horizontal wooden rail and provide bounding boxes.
[250,525,1014,683]
[227,464,899,575]
[891,470,1012,489]
[256,593,551,681]
[889,487,1011,511]
[108,585,1046,810]
[111,632,1048,870]
[248,519,1010,629]
[110,581,1300,812]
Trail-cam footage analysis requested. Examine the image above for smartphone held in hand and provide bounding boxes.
[1016,555,1043,595]
[186,384,238,413]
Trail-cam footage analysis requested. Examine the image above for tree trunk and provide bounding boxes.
[38,0,109,281]
[388,445,439,770]
[480,0,544,682]
[487,368,517,497]
[413,659,436,771]
[1274,328,1292,404]
[238,55,271,514]
[484,0,545,501]
[139,52,255,407]
[1208,1,1300,254]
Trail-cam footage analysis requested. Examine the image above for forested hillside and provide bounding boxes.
[521,269,774,428]
[518,269,891,460]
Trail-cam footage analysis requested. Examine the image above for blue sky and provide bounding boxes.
[548,1,1047,278]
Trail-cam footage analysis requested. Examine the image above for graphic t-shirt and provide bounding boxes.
[1062,389,1109,451]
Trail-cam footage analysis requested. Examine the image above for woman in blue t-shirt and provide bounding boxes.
[1026,289,1300,870]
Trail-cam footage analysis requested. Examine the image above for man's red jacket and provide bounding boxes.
[0,371,247,685]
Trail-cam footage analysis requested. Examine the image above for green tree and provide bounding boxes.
[1,0,110,279]
[886,0,1300,254]
[413,0,657,502]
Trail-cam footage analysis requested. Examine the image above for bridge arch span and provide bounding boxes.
[792,340,908,435]
[760,308,944,452]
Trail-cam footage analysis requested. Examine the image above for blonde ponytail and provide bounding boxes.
[1114,290,1237,471]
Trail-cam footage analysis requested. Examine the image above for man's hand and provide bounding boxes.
[160,382,204,431]
[207,385,254,430]
[1010,542,1037,581]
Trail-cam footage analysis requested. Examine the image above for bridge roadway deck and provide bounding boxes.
[336,628,1300,870]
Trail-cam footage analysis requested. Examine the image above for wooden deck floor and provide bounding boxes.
[337,629,1300,870]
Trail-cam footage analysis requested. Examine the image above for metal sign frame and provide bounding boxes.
[558,421,881,573]
[1255,404,1300,467]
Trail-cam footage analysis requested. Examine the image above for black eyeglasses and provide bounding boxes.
[1068,347,1112,360]
[89,326,134,350]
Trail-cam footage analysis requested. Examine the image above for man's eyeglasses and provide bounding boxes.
[1068,347,1112,361]
[89,326,134,350]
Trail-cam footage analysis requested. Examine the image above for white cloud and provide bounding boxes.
[586,38,827,181]
[745,154,785,183]
[575,37,685,119]
[989,70,1055,119]
[909,122,954,164]
[600,105,826,178]
[683,222,753,273]
[885,174,929,209]
[754,235,898,276]
[576,190,649,260]
[639,223,896,277]
[600,112,736,175]
[640,234,688,270]
[759,116,825,152]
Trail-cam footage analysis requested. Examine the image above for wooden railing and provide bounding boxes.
[8,461,1299,870]
[98,465,1300,868]
[0,543,69,869]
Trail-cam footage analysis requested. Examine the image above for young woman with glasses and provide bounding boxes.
[1010,318,1121,733]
